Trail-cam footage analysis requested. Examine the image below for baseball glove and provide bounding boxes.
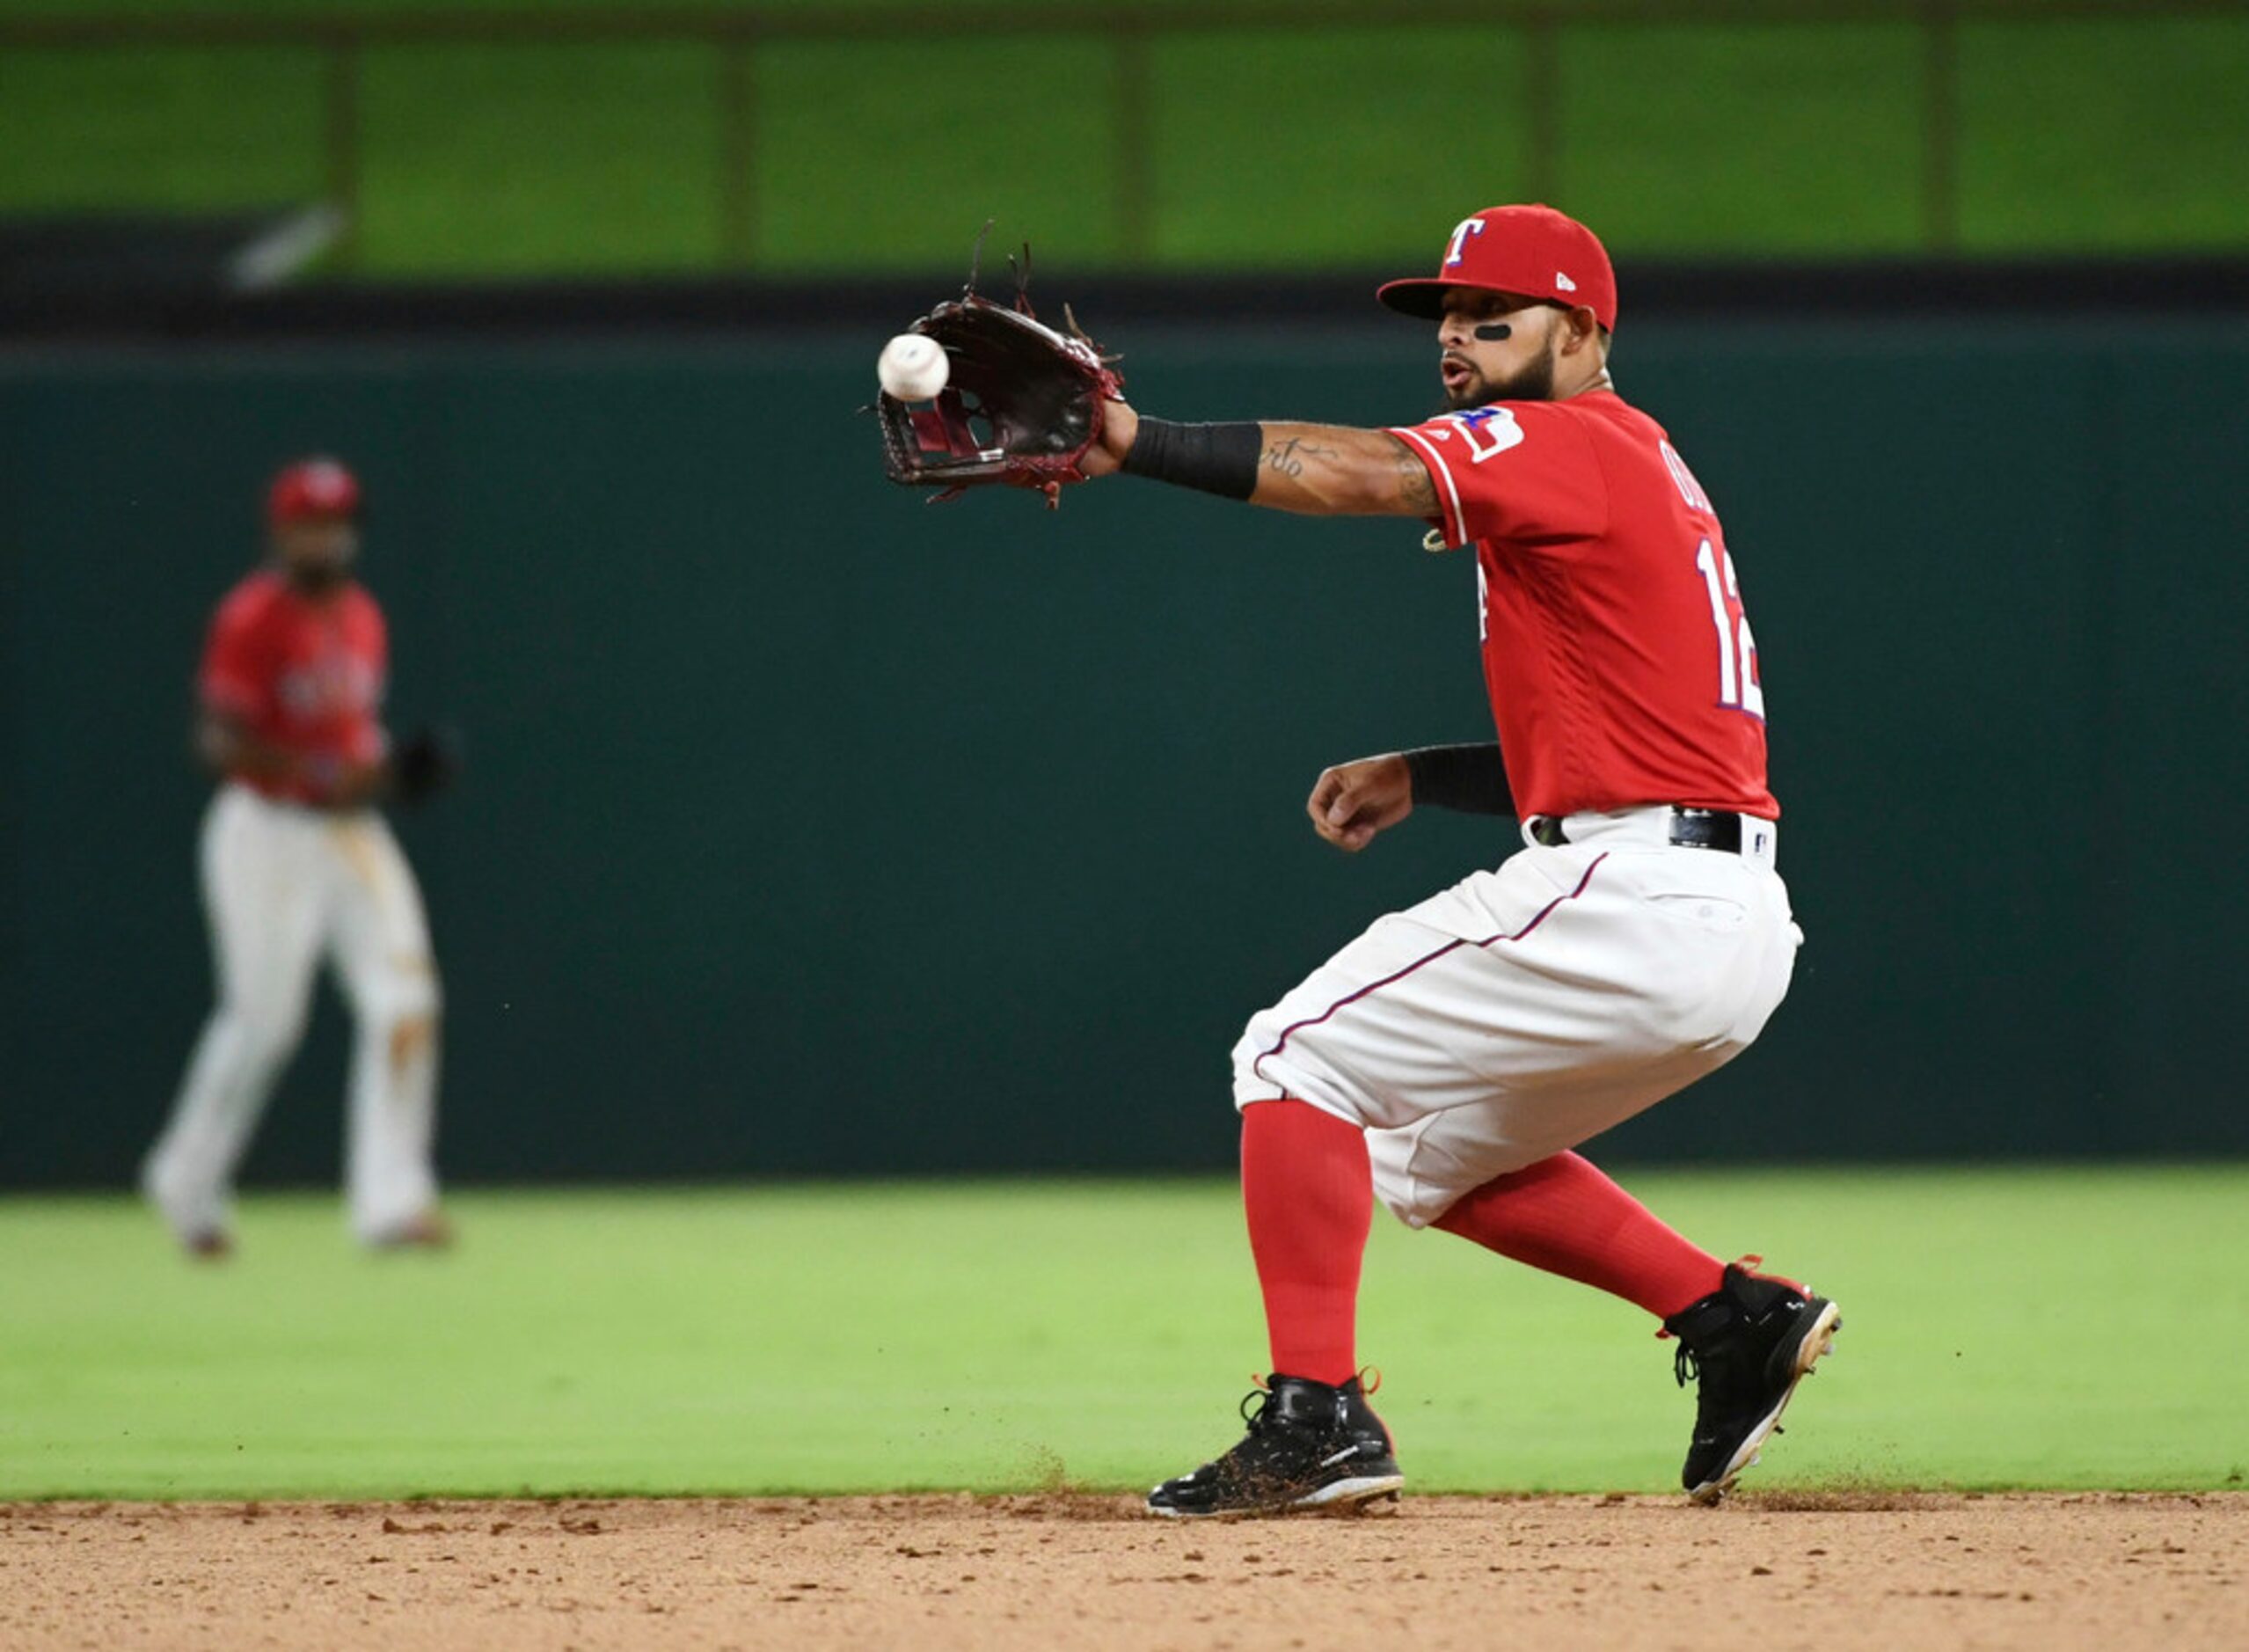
[391,725,461,808]
[875,238,1123,509]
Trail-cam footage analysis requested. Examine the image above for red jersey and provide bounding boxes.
[1388,390,1778,822]
[199,570,388,804]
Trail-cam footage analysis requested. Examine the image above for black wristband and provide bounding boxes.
[1120,418,1262,501]
[1403,743,1514,816]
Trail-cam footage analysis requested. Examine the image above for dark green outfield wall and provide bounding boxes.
[4,317,2246,1188]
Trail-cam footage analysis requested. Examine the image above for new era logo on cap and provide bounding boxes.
[1556,271,1577,292]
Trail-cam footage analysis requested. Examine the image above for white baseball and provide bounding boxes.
[878,333,949,401]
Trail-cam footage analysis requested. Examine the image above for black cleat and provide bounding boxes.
[1147,1373,1403,1518]
[1664,1257,1842,1505]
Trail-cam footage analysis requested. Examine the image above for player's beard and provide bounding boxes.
[284,559,351,596]
[1444,345,1557,412]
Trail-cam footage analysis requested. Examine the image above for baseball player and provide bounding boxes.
[142,458,455,1257]
[1075,205,1840,1514]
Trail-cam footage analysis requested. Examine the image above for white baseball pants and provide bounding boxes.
[143,783,442,1244]
[1233,808,1800,1229]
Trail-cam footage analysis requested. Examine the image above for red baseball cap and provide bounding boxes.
[267,457,361,525]
[1377,204,1618,333]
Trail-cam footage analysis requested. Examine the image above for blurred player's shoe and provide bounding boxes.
[366,1209,454,1251]
[1664,1257,1841,1505]
[142,1164,233,1261]
[1147,1372,1401,1518]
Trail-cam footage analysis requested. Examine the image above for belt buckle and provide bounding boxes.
[1668,808,1742,854]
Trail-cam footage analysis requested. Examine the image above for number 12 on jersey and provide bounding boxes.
[1694,537,1764,720]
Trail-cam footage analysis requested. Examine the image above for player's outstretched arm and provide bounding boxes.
[1250,423,1438,517]
[1085,401,1436,519]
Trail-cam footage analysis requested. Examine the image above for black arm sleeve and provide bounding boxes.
[1120,418,1263,501]
[1403,743,1514,816]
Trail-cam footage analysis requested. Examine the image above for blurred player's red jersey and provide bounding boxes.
[199,571,388,803]
[1389,390,1778,822]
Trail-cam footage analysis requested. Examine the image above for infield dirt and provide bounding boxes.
[4,1492,2243,1650]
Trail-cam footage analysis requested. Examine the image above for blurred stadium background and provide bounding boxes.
[5,0,2249,275]
[3,0,2247,1501]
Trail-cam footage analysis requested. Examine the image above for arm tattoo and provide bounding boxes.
[1396,450,1438,515]
[1262,435,1337,481]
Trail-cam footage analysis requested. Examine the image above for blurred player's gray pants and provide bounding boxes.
[143,783,442,1244]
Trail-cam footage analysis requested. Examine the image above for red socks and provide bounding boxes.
[1434,1151,1723,1320]
[1243,1107,1720,1380]
[1241,1100,1371,1386]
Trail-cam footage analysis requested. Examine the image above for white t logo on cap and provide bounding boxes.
[1444,217,1486,267]
[1556,271,1578,292]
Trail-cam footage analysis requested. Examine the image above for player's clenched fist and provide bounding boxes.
[1306,754,1414,852]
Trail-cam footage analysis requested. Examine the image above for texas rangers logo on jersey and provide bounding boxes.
[1424,406,1525,464]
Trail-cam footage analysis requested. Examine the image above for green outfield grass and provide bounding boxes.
[1,6,2245,274]
[2,1167,2244,1502]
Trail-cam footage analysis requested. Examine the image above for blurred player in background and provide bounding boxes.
[142,457,456,1258]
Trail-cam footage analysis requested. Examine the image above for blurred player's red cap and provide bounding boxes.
[267,457,361,525]
[1377,204,1618,333]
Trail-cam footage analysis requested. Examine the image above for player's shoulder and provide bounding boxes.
[1391,398,1604,478]
[1551,391,1689,480]
[338,580,385,630]
[212,568,289,630]
[1435,393,1618,436]
[1555,388,1664,436]
[1571,394,1724,518]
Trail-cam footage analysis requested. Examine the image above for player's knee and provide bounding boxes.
[218,998,310,1065]
[1229,1017,1283,1104]
[357,957,442,1030]
[1229,1020,1260,1074]
[405,975,443,1024]
[1230,1000,1290,1070]
[384,1010,440,1076]
[413,959,442,1019]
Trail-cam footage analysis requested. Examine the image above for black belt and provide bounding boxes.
[1528,808,1746,853]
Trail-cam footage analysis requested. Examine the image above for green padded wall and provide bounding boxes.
[4,316,2245,1188]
